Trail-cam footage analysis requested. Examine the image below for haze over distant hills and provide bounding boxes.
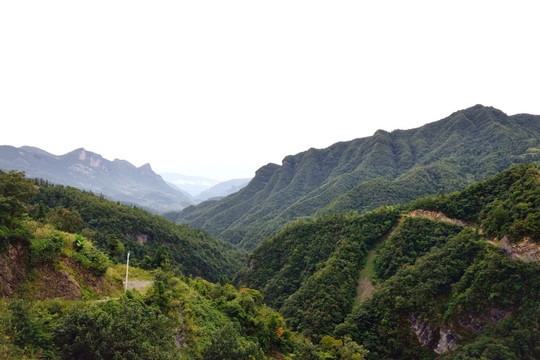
[0,146,194,213]
[160,173,251,201]
[170,105,540,249]
[194,178,251,201]
[160,173,220,196]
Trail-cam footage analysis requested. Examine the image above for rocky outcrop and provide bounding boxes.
[408,314,457,353]
[409,308,509,354]
[499,236,540,263]
[409,314,436,348]
[135,234,149,245]
[434,327,458,354]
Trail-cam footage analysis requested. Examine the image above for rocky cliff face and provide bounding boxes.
[409,307,510,354]
[499,236,540,263]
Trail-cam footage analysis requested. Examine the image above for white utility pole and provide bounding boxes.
[125,251,130,293]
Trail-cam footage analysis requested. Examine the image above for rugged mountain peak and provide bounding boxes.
[76,148,88,161]
[139,163,153,171]
[65,147,87,157]
[0,146,194,213]
[373,129,390,136]
[255,163,280,178]
[112,158,134,168]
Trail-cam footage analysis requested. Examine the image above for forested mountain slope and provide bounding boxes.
[173,105,540,249]
[33,180,245,282]
[236,164,540,359]
[0,170,369,360]
[0,170,244,282]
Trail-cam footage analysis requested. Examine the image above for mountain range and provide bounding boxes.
[0,104,538,359]
[0,146,193,213]
[0,146,250,213]
[1,155,537,359]
[169,105,540,249]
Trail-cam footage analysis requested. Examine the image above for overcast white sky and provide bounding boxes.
[1,1,539,180]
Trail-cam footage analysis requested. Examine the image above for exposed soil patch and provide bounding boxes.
[31,256,121,300]
[1,244,121,300]
[357,249,376,301]
[498,236,540,263]
[407,209,469,227]
[0,244,29,297]
[126,279,153,292]
[357,275,374,302]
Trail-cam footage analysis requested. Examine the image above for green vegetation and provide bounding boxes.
[374,217,464,280]
[336,229,539,360]
[236,207,401,341]
[408,163,540,242]
[28,231,64,267]
[71,234,110,276]
[1,124,539,358]
[237,164,540,359]
[173,105,540,250]
[0,170,35,250]
[32,180,245,282]
[0,271,370,359]
[0,168,371,359]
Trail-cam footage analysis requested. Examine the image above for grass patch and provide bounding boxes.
[107,264,154,285]
[356,249,378,303]
[362,249,377,282]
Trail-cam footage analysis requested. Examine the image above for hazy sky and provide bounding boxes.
[1,1,539,180]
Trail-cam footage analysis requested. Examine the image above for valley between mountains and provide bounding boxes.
[0,105,539,359]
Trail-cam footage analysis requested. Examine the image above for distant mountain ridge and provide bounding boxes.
[0,146,193,213]
[160,172,220,196]
[161,172,251,201]
[194,178,251,201]
[172,105,540,249]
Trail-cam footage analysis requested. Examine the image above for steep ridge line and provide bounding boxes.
[174,105,540,250]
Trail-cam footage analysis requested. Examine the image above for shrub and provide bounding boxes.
[72,235,109,276]
[29,232,64,267]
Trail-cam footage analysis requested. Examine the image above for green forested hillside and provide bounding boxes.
[0,170,369,359]
[235,207,400,339]
[237,164,540,359]
[1,161,538,359]
[172,105,540,249]
[30,180,245,282]
[0,170,244,283]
